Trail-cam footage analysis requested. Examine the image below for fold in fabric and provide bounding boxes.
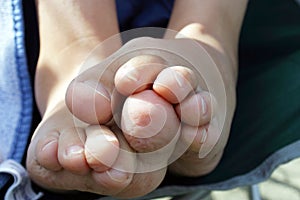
[0,0,33,188]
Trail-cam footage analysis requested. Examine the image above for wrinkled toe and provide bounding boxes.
[57,127,90,175]
[84,125,120,172]
[121,90,180,153]
[176,91,214,126]
[153,66,197,104]
[115,55,166,96]
[36,131,61,171]
[66,80,112,124]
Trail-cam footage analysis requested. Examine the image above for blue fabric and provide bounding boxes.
[116,0,175,32]
[0,0,33,188]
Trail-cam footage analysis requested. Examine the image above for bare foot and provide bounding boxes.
[113,38,232,177]
[67,37,236,180]
[27,37,235,198]
[27,44,169,198]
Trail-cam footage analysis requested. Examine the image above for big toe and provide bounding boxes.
[121,90,180,154]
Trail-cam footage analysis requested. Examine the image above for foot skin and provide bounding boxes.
[27,38,236,198]
[114,53,224,177]
[27,55,169,198]
[27,98,167,198]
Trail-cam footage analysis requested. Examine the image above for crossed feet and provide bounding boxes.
[27,38,234,199]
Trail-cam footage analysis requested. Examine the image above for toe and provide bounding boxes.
[36,131,62,171]
[179,118,221,159]
[84,125,120,172]
[66,79,112,124]
[94,127,167,199]
[153,66,198,104]
[180,125,207,154]
[121,90,180,153]
[169,120,222,177]
[57,127,90,175]
[90,127,135,196]
[197,118,222,159]
[115,55,166,96]
[28,126,131,196]
[175,91,214,126]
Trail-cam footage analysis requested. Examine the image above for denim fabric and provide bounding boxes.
[0,0,32,188]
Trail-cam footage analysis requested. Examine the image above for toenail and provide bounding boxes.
[103,133,119,143]
[125,66,139,82]
[106,169,129,182]
[66,145,84,156]
[83,80,110,101]
[200,95,207,116]
[42,139,57,152]
[174,71,185,87]
[200,128,208,144]
[198,146,209,159]
[198,128,210,158]
[198,125,221,159]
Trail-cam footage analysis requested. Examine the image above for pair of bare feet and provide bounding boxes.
[26,36,236,199]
